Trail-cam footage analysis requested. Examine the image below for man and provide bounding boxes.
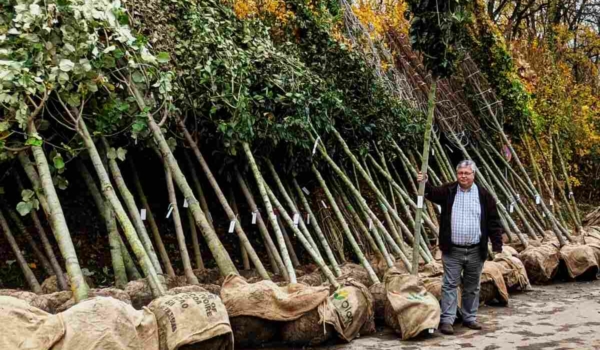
[417,160,503,335]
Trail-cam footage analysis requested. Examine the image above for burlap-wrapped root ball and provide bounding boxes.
[280,307,334,346]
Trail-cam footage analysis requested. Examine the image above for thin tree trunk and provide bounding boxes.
[412,81,436,274]
[266,160,323,260]
[310,134,410,270]
[433,132,456,181]
[138,106,237,279]
[264,180,340,288]
[184,151,214,228]
[553,134,582,228]
[235,170,285,277]
[187,208,205,270]
[228,187,250,270]
[76,119,164,296]
[276,214,301,267]
[6,207,54,276]
[103,138,163,275]
[0,208,42,294]
[26,126,90,301]
[312,166,379,284]
[174,116,268,279]
[160,151,199,285]
[291,178,341,275]
[14,173,67,290]
[242,142,296,282]
[119,236,142,280]
[128,158,175,277]
[106,203,128,289]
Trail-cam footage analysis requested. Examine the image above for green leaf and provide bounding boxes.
[107,148,117,160]
[59,59,75,72]
[16,202,33,216]
[132,71,145,83]
[25,137,43,147]
[37,120,50,131]
[53,153,65,170]
[157,52,170,64]
[21,189,35,201]
[116,147,127,161]
[0,121,10,132]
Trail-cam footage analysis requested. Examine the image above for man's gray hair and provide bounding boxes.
[456,160,478,174]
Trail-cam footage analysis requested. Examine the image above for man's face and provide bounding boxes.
[456,166,475,189]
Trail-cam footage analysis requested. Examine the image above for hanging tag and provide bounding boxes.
[509,204,514,213]
[422,219,425,224]
[312,136,321,155]
[166,204,174,218]
[321,200,328,209]
[516,194,521,201]
[251,212,257,224]
[535,195,541,205]
[183,199,189,208]
[550,199,554,206]
[436,204,441,213]
[228,220,236,233]
[293,213,300,228]
[569,192,573,199]
[302,187,310,195]
[417,196,424,209]
[306,214,310,225]
[543,212,546,218]
[368,219,373,231]
[432,148,435,156]
[141,209,147,220]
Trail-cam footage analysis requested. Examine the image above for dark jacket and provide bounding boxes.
[424,181,503,260]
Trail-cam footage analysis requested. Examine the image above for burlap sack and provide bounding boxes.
[337,263,374,287]
[56,288,131,313]
[0,296,64,350]
[494,255,531,291]
[480,261,509,305]
[54,297,158,350]
[321,280,375,342]
[419,261,444,278]
[148,290,232,350]
[559,244,599,279]
[220,274,329,321]
[0,289,72,314]
[383,268,440,340]
[280,307,334,346]
[368,282,386,322]
[583,229,600,265]
[519,243,561,283]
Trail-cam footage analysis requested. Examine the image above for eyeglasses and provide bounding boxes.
[457,172,474,177]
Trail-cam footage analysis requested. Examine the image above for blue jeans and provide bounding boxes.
[440,246,484,325]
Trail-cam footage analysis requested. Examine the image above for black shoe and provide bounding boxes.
[463,321,483,330]
[439,323,454,335]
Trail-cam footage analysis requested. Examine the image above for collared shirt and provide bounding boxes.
[451,183,481,245]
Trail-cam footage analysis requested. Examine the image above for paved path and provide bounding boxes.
[264,279,600,350]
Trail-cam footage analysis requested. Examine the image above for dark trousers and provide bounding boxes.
[440,246,484,325]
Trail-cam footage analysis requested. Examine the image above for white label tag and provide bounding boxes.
[436,205,441,213]
[509,204,514,213]
[535,195,541,205]
[302,187,310,195]
[306,214,310,225]
[543,212,546,218]
[422,219,425,224]
[432,148,435,156]
[569,192,573,199]
[252,212,257,224]
[321,200,328,209]
[368,219,373,231]
[550,199,553,206]
[293,213,300,227]
[312,136,321,155]
[417,196,424,209]
[228,220,236,233]
[516,194,521,201]
[166,204,173,218]
[141,209,147,220]
[183,199,189,208]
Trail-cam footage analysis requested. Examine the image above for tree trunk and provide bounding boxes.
[0,208,42,294]
[187,208,205,270]
[119,236,142,280]
[103,138,163,275]
[242,142,296,282]
[27,124,89,301]
[174,116,267,279]
[413,81,436,274]
[76,119,164,296]
[184,151,214,228]
[228,187,250,270]
[160,151,199,285]
[128,158,175,277]
[235,170,285,277]
[106,203,128,289]
[6,207,54,276]
[553,134,582,229]
[312,166,379,284]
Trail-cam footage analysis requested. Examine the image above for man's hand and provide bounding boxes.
[417,171,428,183]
